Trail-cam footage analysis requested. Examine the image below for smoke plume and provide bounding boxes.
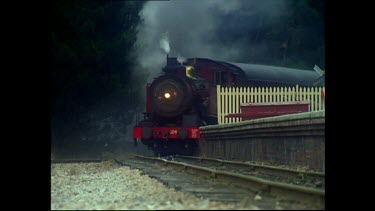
[135,0,288,82]
[177,55,187,65]
[159,32,170,54]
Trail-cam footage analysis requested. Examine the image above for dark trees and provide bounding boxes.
[50,0,144,145]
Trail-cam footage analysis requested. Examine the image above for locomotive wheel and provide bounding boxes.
[142,127,153,140]
[153,146,168,157]
[150,140,198,156]
[181,142,197,156]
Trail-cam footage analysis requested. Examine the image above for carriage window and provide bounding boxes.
[215,72,228,85]
[215,72,221,85]
[221,72,228,85]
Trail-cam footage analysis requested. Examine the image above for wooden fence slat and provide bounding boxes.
[225,87,228,124]
[253,87,256,103]
[217,85,220,124]
[261,87,264,103]
[235,87,239,122]
[229,87,232,124]
[314,87,318,111]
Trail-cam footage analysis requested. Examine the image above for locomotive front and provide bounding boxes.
[150,74,194,120]
[133,56,201,156]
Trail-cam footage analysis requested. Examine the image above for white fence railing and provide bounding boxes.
[216,85,325,124]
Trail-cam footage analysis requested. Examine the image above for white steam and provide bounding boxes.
[159,33,170,54]
[177,55,186,65]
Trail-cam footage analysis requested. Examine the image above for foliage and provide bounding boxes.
[51,0,143,103]
[50,0,144,143]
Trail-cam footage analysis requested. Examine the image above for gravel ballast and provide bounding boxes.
[51,160,251,210]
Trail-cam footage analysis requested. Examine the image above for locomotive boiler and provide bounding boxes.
[133,56,324,156]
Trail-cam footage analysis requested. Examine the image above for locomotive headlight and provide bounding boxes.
[164,92,171,99]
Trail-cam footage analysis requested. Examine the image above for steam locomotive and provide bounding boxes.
[133,56,324,156]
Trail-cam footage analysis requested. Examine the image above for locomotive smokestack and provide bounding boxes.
[166,55,180,66]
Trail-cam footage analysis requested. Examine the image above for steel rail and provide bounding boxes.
[135,155,324,208]
[51,159,103,163]
[177,155,325,179]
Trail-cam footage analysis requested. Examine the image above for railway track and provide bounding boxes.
[51,159,103,163]
[174,155,325,189]
[117,155,325,209]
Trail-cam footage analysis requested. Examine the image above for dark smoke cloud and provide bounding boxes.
[135,0,288,82]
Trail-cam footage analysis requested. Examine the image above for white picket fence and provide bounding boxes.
[216,85,325,124]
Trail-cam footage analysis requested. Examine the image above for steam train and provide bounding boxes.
[133,56,324,156]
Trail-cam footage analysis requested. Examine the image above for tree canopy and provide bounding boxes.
[50,0,144,112]
[50,0,144,144]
